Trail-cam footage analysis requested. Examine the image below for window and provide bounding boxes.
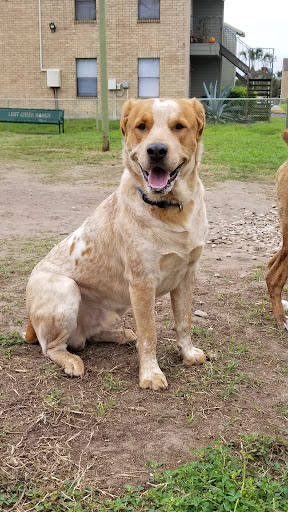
[76,59,97,97]
[75,0,96,21]
[138,0,160,20]
[138,58,160,97]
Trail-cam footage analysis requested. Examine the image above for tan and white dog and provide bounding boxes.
[25,98,208,390]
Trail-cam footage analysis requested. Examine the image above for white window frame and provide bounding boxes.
[138,58,160,98]
[76,58,97,97]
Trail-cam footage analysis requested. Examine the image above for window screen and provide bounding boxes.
[138,58,160,97]
[76,59,97,97]
[75,0,96,21]
[138,0,160,19]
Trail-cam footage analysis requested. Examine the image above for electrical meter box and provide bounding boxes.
[108,78,117,90]
[47,69,61,88]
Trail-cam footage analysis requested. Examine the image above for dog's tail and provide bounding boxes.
[282,129,288,146]
[25,317,38,344]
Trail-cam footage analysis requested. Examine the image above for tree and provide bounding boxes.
[240,48,263,71]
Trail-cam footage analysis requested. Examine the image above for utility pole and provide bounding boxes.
[98,0,109,151]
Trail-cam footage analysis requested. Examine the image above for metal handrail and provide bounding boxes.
[223,25,274,73]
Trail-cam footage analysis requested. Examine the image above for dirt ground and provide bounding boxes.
[1,163,288,498]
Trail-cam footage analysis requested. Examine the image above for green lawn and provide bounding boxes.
[0,117,287,184]
[202,119,288,183]
[1,435,287,511]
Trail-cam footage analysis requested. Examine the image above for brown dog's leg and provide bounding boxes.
[267,249,279,270]
[170,268,206,365]
[129,281,168,390]
[266,247,288,329]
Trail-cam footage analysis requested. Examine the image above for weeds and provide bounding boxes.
[2,436,287,511]
[95,397,115,417]
[45,389,63,407]
[0,331,24,359]
[103,371,127,392]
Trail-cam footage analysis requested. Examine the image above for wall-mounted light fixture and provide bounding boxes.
[49,22,56,33]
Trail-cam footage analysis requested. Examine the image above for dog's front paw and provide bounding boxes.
[64,355,84,377]
[140,371,168,391]
[281,301,288,330]
[183,347,206,366]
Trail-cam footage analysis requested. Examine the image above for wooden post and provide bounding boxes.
[98,0,109,151]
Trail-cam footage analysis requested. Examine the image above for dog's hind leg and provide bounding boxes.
[45,332,84,377]
[91,328,137,344]
[27,272,84,376]
[267,249,279,269]
[266,247,288,329]
[25,317,38,344]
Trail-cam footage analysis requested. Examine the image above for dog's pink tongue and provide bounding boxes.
[148,168,169,189]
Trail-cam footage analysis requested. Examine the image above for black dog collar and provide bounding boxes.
[136,187,183,210]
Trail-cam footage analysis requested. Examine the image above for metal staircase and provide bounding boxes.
[220,26,273,101]
[219,43,249,76]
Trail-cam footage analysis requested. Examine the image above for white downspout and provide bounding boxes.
[38,0,47,71]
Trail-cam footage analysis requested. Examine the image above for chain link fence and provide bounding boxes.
[0,97,287,127]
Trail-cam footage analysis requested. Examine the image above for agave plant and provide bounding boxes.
[202,81,240,124]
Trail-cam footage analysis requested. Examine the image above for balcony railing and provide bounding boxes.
[190,15,222,43]
[223,25,275,74]
[190,18,275,74]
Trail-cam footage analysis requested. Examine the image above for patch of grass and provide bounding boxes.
[251,264,265,282]
[175,359,255,404]
[0,119,123,181]
[0,331,24,359]
[0,331,24,347]
[95,396,115,417]
[278,401,288,417]
[45,388,64,407]
[201,117,287,184]
[0,117,287,185]
[3,435,287,511]
[103,371,127,392]
[0,236,60,280]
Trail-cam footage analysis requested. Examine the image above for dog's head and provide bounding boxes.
[121,98,205,195]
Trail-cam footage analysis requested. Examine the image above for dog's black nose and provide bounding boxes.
[147,143,168,161]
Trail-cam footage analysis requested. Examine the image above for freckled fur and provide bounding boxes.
[26,97,208,389]
[266,129,288,329]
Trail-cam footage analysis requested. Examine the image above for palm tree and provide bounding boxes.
[240,48,263,71]
[262,52,275,70]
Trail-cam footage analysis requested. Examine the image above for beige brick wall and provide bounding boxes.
[281,62,288,99]
[1,1,191,115]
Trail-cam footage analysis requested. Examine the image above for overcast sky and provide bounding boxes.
[224,0,286,73]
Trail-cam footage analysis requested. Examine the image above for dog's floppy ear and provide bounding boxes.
[120,98,136,137]
[282,129,288,146]
[190,97,205,139]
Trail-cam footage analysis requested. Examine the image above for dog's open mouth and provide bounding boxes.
[140,162,184,192]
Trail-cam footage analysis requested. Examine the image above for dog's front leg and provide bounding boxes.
[170,269,206,366]
[129,280,168,390]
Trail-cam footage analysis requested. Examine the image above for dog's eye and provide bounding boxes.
[175,123,185,130]
[137,123,146,131]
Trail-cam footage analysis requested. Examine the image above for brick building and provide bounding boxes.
[1,0,191,115]
[1,0,254,117]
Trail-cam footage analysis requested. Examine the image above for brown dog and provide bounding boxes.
[25,98,208,390]
[266,129,288,329]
